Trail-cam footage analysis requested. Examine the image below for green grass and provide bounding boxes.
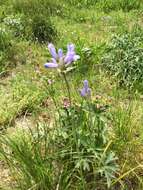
[0,0,143,189]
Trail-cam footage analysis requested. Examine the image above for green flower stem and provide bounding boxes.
[62,72,72,105]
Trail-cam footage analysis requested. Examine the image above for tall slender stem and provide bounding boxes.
[62,72,72,105]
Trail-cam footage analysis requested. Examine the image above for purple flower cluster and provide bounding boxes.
[80,80,91,97]
[44,43,91,99]
[44,43,80,69]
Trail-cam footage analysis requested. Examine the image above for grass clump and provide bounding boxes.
[96,0,143,12]
[30,14,57,43]
[0,83,118,190]
[8,0,58,43]
[0,20,30,73]
[0,27,12,51]
[0,28,24,73]
[3,14,25,38]
[66,0,143,11]
[102,27,143,90]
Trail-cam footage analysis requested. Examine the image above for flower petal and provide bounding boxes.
[83,80,89,88]
[51,58,57,64]
[80,80,91,97]
[73,55,80,61]
[58,49,63,58]
[80,88,86,97]
[65,44,80,64]
[44,62,58,68]
[48,43,57,59]
[67,44,75,52]
[64,51,75,64]
[87,88,91,96]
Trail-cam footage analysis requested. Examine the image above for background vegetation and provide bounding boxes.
[0,0,143,189]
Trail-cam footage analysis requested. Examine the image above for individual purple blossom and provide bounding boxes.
[67,44,75,52]
[48,43,57,60]
[45,58,58,68]
[44,62,58,68]
[64,44,80,65]
[80,80,91,97]
[44,43,80,69]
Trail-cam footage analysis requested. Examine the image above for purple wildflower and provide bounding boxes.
[44,43,80,69]
[80,80,91,97]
